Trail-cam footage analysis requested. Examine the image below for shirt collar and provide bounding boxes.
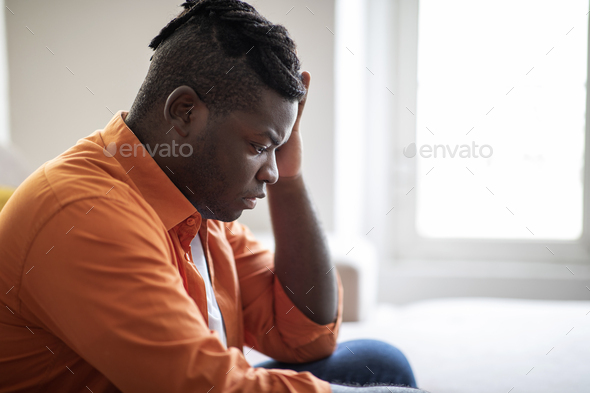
[97,110,198,231]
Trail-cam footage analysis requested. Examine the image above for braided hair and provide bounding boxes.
[128,0,305,126]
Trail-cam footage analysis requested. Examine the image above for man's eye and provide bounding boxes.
[252,144,267,155]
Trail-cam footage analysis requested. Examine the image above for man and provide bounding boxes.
[0,1,420,391]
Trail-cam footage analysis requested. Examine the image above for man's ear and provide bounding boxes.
[163,85,209,138]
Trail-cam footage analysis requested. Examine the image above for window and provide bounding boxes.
[363,0,590,261]
[415,0,588,241]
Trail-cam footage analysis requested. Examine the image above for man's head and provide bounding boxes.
[125,0,307,222]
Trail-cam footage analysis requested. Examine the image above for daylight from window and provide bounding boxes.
[415,0,589,239]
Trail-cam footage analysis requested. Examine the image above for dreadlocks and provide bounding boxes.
[127,0,305,128]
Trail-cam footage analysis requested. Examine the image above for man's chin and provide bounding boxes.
[198,207,243,222]
[219,209,243,222]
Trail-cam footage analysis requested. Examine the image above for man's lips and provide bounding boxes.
[243,193,266,199]
[242,193,266,209]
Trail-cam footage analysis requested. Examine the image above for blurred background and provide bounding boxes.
[0,0,589,392]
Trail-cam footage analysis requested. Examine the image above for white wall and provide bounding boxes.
[4,0,335,232]
[0,1,9,146]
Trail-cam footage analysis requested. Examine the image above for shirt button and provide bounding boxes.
[186,218,196,226]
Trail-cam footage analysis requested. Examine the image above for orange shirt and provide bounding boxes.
[0,111,342,392]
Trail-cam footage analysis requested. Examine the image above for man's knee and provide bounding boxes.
[339,339,417,387]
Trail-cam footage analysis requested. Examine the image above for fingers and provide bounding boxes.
[295,71,311,124]
[300,71,311,106]
[302,71,311,90]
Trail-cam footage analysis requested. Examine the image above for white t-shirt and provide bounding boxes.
[189,235,227,348]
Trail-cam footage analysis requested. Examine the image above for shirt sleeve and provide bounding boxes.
[18,197,331,393]
[226,220,343,364]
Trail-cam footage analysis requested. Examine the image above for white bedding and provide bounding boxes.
[245,298,590,393]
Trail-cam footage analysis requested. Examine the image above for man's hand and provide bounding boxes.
[274,71,311,180]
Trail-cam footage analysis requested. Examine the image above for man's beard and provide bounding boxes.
[183,138,237,222]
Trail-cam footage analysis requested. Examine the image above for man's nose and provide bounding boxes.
[256,152,279,184]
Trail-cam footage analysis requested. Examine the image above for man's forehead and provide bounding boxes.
[258,88,298,116]
[232,92,297,141]
[255,130,282,146]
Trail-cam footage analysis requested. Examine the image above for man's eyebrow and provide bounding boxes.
[255,131,281,146]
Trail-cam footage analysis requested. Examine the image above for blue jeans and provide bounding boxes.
[256,339,417,388]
